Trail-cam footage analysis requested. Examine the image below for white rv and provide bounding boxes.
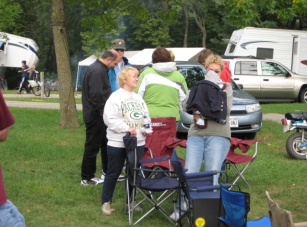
[224,27,307,75]
[0,32,39,69]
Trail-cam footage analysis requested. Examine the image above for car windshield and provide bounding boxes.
[177,65,240,91]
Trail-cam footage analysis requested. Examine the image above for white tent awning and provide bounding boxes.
[129,48,204,67]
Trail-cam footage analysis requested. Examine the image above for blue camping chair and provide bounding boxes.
[171,150,227,227]
[219,185,272,227]
[123,133,180,226]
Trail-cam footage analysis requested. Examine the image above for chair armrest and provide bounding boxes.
[140,156,170,164]
[196,185,220,192]
[186,170,218,179]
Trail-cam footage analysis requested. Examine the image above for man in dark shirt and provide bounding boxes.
[16,60,30,94]
[81,50,119,185]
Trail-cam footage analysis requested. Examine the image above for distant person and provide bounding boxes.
[80,50,119,186]
[108,39,132,181]
[168,49,175,61]
[109,39,132,92]
[102,66,151,215]
[198,48,231,83]
[0,89,26,226]
[198,49,213,67]
[17,60,30,94]
[28,65,38,80]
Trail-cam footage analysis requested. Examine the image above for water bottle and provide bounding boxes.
[143,116,150,129]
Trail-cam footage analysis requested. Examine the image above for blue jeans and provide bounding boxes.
[0,200,25,227]
[185,136,230,185]
[101,145,144,204]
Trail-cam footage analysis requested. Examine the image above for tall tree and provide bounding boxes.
[52,0,79,128]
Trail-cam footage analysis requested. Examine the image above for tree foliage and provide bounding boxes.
[223,0,307,29]
[0,0,22,32]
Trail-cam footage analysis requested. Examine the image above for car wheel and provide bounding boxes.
[299,87,307,103]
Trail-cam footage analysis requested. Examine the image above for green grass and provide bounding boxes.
[2,97,307,226]
[261,102,307,114]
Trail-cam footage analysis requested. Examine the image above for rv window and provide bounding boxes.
[234,61,258,75]
[261,62,288,76]
[229,44,235,54]
[256,48,273,59]
[293,42,298,54]
[0,41,5,51]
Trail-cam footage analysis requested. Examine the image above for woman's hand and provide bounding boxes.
[128,127,137,136]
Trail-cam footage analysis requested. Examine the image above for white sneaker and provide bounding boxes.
[102,202,112,215]
[101,171,106,182]
[117,173,125,182]
[80,177,103,186]
[101,171,125,182]
[169,209,183,221]
[126,200,143,212]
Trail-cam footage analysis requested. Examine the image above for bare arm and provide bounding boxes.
[0,127,10,142]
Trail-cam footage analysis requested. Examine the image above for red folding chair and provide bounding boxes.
[142,117,186,173]
[223,137,264,189]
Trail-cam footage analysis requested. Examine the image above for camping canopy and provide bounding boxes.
[75,48,204,91]
[75,51,140,91]
[129,48,204,67]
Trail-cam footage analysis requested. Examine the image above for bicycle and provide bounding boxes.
[28,72,50,97]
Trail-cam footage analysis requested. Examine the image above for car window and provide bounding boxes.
[234,61,258,75]
[177,66,205,89]
[261,62,288,76]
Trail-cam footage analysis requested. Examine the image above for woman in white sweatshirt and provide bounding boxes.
[101,66,151,215]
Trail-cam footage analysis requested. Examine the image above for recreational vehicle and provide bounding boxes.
[224,27,307,75]
[0,32,39,74]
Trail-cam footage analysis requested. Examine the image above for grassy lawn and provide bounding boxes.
[1,96,307,226]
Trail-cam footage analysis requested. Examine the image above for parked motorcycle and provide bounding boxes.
[281,112,307,159]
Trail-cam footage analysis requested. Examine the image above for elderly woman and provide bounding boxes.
[101,66,151,215]
[135,47,188,122]
[185,54,233,184]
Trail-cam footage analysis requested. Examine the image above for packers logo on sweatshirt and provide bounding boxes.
[130,111,143,120]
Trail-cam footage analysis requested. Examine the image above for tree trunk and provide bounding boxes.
[52,0,79,128]
[192,8,207,47]
[183,5,188,47]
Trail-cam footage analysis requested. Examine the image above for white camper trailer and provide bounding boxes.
[224,27,307,75]
[0,32,39,68]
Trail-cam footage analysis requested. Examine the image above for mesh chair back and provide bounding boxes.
[220,186,250,227]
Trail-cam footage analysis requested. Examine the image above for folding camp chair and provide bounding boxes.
[123,133,180,226]
[171,150,226,227]
[266,191,307,227]
[223,137,263,189]
[142,117,186,175]
[219,185,271,227]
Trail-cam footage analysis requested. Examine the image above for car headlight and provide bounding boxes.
[246,103,261,113]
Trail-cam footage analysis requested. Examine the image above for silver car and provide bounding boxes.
[139,61,262,139]
[223,56,307,103]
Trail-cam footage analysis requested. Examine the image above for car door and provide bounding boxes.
[260,61,295,99]
[232,60,261,98]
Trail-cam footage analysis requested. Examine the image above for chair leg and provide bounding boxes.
[230,162,254,189]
